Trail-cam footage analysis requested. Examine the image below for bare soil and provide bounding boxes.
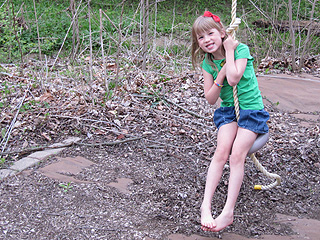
[0,70,319,240]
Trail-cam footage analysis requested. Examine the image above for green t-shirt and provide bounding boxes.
[201,43,264,110]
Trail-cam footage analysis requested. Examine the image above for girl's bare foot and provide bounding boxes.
[210,211,234,232]
[200,206,216,231]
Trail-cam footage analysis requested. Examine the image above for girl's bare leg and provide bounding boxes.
[210,127,257,232]
[201,122,237,231]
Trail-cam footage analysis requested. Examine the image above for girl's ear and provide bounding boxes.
[222,31,228,42]
[221,30,226,39]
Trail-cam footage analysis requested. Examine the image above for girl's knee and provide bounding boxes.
[213,148,229,164]
[229,152,246,167]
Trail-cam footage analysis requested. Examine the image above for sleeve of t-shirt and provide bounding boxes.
[201,58,213,75]
[235,43,254,62]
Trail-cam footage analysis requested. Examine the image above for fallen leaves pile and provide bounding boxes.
[258,55,320,76]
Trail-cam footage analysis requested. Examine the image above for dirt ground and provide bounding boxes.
[258,73,320,113]
[0,73,319,240]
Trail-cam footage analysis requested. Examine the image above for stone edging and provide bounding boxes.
[0,137,81,181]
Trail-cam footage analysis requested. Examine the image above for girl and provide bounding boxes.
[191,11,269,232]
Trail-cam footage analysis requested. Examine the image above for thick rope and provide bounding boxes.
[250,154,281,190]
[227,0,281,190]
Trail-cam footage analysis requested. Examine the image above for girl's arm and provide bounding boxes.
[202,65,226,105]
[223,38,247,86]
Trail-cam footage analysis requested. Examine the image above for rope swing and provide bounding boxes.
[226,0,281,190]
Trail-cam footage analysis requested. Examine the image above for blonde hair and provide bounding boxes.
[191,15,226,70]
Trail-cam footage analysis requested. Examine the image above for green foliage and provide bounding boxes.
[20,103,32,112]
[0,157,5,166]
[237,0,320,65]
[0,8,21,61]
[1,81,11,95]
[1,128,6,139]
[59,182,73,192]
[140,85,164,108]
[2,0,319,68]
[3,0,228,61]
[74,129,81,135]
[108,81,117,90]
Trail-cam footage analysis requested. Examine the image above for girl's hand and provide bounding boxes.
[223,36,239,52]
[223,36,246,86]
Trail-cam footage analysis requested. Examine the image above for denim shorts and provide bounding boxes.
[213,107,269,134]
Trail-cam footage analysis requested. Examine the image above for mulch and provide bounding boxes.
[0,61,319,239]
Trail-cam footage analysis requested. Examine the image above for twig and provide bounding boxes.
[0,0,8,9]
[1,85,30,153]
[10,0,24,63]
[32,0,41,61]
[248,0,290,46]
[88,0,93,84]
[50,0,83,71]
[169,0,176,44]
[156,111,213,128]
[139,0,142,44]
[117,0,126,85]
[6,0,12,60]
[133,94,211,120]
[163,96,210,120]
[141,0,149,71]
[100,6,123,84]
[0,141,74,156]
[298,0,317,70]
[145,138,209,149]
[99,9,108,94]
[288,0,297,71]
[70,0,80,60]
[74,136,144,147]
[49,114,121,129]
[0,137,144,156]
[45,55,48,85]
[152,0,158,51]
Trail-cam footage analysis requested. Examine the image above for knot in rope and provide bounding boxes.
[226,17,241,37]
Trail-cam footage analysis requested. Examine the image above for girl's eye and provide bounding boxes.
[209,32,214,35]
[198,36,203,40]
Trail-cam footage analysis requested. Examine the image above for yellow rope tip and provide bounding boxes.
[254,185,262,190]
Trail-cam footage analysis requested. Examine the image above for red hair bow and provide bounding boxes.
[203,11,220,23]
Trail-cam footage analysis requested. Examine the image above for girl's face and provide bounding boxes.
[197,28,225,57]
